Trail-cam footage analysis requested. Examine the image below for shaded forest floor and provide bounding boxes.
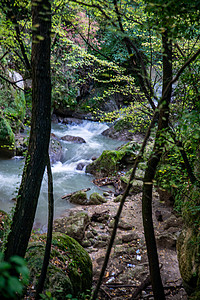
[66,190,188,299]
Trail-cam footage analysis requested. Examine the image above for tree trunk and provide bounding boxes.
[4,0,51,260]
[142,31,172,300]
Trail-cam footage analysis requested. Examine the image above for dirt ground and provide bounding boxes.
[66,189,188,299]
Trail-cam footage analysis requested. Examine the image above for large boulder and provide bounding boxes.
[177,228,200,297]
[70,191,88,205]
[102,118,145,141]
[53,212,90,244]
[61,135,86,144]
[25,232,92,298]
[86,141,139,178]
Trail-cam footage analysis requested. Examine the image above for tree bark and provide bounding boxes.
[4,0,51,260]
[142,31,172,300]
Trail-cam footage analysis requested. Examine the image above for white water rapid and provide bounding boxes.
[0,120,123,231]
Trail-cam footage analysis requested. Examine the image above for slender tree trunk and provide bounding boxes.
[142,31,172,300]
[35,154,54,299]
[4,0,51,260]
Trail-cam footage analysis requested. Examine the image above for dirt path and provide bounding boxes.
[67,190,187,299]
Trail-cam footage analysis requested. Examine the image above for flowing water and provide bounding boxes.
[0,120,123,231]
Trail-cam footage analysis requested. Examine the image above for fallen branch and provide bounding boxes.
[61,188,90,199]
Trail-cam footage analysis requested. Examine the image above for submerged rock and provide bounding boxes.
[26,233,92,298]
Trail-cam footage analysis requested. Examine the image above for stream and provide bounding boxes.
[0,120,123,231]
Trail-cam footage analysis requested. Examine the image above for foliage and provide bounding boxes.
[0,252,29,299]
[0,115,15,147]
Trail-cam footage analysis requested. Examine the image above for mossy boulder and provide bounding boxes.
[26,232,92,298]
[70,191,88,205]
[88,192,106,205]
[0,116,15,157]
[86,141,139,178]
[177,227,200,296]
[53,212,90,244]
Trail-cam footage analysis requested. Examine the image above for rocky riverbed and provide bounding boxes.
[54,189,187,299]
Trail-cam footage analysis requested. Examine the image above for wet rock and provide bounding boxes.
[62,118,83,125]
[53,211,90,244]
[49,133,63,164]
[61,135,86,144]
[51,113,59,123]
[76,162,85,170]
[86,141,139,178]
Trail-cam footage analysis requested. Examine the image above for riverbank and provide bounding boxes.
[54,189,187,299]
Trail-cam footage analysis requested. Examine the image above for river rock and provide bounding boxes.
[101,118,145,141]
[69,191,88,205]
[62,117,83,125]
[86,141,139,178]
[76,162,85,170]
[88,192,106,205]
[26,232,92,298]
[53,211,90,244]
[49,133,63,164]
[61,135,86,144]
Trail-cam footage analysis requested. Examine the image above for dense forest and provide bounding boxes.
[0,0,200,299]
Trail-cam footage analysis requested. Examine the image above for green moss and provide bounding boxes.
[26,233,92,298]
[0,116,15,146]
[89,192,106,204]
[86,141,139,178]
[70,191,88,204]
[177,228,200,296]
